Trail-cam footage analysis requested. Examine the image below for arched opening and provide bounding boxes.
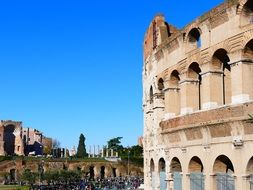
[10,169,16,182]
[159,158,167,190]
[241,0,253,26]
[213,155,235,190]
[188,156,204,190]
[112,168,117,177]
[89,166,95,180]
[246,157,253,189]
[158,78,164,91]
[165,70,181,116]
[212,49,231,105]
[150,86,154,104]
[188,63,202,111]
[243,39,253,59]
[170,157,182,190]
[150,159,155,190]
[157,78,165,107]
[4,125,16,155]
[188,28,201,50]
[100,166,105,179]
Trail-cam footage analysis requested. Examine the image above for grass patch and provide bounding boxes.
[0,185,29,190]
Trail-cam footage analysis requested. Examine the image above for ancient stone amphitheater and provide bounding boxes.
[142,0,253,189]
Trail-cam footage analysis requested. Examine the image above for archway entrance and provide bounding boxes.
[10,169,15,182]
[213,155,234,190]
[100,166,105,179]
[112,168,116,177]
[159,158,166,190]
[150,159,155,190]
[189,156,204,190]
[170,157,182,190]
[89,166,94,180]
[246,156,253,189]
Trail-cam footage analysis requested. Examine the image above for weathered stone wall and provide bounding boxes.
[143,0,253,189]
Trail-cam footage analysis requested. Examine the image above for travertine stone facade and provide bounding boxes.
[142,0,253,189]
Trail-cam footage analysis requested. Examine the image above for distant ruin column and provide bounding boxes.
[102,146,104,157]
[111,149,114,157]
[93,145,95,158]
[106,148,109,157]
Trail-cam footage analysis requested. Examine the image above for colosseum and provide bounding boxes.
[142,0,253,190]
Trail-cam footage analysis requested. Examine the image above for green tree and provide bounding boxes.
[107,137,123,151]
[129,145,143,157]
[76,133,88,158]
[21,169,37,185]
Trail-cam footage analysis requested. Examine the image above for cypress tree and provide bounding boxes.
[76,133,87,158]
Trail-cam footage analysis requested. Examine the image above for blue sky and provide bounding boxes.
[0,0,224,149]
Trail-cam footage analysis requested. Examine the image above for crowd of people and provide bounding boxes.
[32,176,144,190]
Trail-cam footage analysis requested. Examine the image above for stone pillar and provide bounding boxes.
[102,146,104,158]
[167,172,173,190]
[106,149,109,157]
[230,59,253,104]
[164,81,180,119]
[115,152,118,158]
[180,77,200,114]
[201,70,223,110]
[111,149,114,157]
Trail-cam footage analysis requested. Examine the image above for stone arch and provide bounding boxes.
[240,0,253,26]
[213,155,234,174]
[100,166,105,179]
[188,156,204,173]
[188,156,204,190]
[150,158,156,189]
[158,158,167,190]
[89,166,95,180]
[212,48,231,105]
[246,156,253,174]
[169,70,180,88]
[158,78,165,91]
[165,70,181,116]
[150,158,155,172]
[170,157,182,190]
[187,28,202,50]
[159,158,166,172]
[213,155,235,189]
[243,39,253,59]
[187,62,202,110]
[170,157,182,173]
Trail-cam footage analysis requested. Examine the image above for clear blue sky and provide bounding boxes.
[0,0,224,149]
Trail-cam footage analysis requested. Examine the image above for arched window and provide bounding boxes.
[158,78,164,91]
[159,158,166,190]
[188,156,204,190]
[188,28,201,50]
[188,62,202,110]
[170,157,182,190]
[213,155,235,190]
[212,49,231,105]
[241,0,253,26]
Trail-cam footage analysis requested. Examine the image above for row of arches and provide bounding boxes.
[149,39,253,115]
[149,155,253,190]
